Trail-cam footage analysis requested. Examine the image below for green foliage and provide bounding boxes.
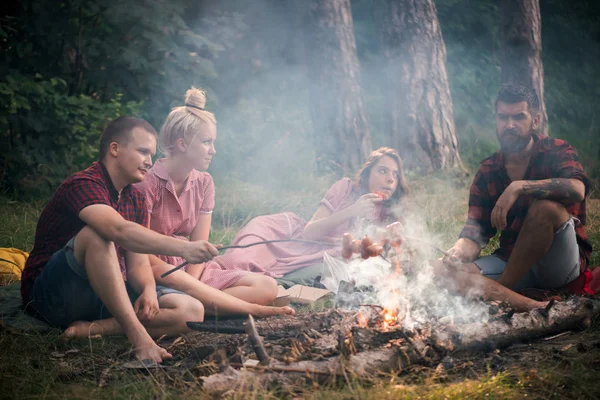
[0,73,141,197]
[0,0,225,197]
[436,0,600,177]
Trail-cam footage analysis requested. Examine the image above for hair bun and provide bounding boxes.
[185,87,207,110]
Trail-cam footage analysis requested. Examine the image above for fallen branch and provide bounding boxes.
[245,315,270,365]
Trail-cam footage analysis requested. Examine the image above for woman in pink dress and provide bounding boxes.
[198,147,409,292]
[136,87,294,317]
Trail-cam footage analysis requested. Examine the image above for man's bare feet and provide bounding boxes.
[63,321,96,339]
[254,305,295,318]
[134,342,172,363]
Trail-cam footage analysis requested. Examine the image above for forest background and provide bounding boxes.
[1,0,598,202]
[1,1,600,398]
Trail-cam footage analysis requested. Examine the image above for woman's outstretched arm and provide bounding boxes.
[302,193,383,240]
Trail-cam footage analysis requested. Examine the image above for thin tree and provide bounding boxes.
[500,0,548,134]
[303,0,372,173]
[378,0,464,171]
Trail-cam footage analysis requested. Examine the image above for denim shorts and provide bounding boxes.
[474,217,581,291]
[28,237,186,329]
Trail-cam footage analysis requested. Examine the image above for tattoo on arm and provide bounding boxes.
[522,178,581,202]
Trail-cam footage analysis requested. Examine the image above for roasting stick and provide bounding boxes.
[401,235,450,257]
[161,236,448,279]
[160,239,337,278]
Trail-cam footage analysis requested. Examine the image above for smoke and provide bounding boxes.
[323,203,490,333]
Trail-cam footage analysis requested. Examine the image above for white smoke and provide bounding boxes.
[322,204,490,333]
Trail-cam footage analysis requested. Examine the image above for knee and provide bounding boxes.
[73,226,116,263]
[256,276,278,304]
[75,226,113,251]
[179,297,205,322]
[526,200,567,226]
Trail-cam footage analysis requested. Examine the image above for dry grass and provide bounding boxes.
[0,173,599,399]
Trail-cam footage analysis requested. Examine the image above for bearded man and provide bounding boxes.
[435,84,593,311]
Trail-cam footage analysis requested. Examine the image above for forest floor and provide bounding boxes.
[1,173,599,399]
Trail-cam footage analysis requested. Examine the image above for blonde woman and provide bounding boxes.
[137,88,294,317]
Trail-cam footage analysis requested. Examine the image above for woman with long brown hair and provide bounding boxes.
[197,147,409,293]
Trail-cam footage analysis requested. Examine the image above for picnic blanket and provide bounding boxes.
[0,282,54,332]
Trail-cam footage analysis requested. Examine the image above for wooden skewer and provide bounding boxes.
[160,239,337,278]
[162,236,447,279]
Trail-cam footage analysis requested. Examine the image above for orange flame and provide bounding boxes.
[357,311,369,328]
[381,307,398,329]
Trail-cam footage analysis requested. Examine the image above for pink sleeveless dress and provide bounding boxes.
[134,158,215,269]
[199,178,388,290]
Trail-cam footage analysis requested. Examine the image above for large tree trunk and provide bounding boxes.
[303,0,372,173]
[500,0,548,135]
[378,0,463,171]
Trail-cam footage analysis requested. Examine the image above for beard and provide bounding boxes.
[498,127,533,153]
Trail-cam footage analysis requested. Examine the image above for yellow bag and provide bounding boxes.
[0,248,29,284]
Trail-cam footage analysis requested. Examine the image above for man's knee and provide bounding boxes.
[526,200,569,228]
[73,226,115,263]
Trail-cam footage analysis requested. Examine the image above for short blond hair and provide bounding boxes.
[159,87,216,155]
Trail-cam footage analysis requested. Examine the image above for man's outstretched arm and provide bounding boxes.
[79,204,219,264]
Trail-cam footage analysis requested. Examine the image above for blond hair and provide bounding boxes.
[159,87,217,155]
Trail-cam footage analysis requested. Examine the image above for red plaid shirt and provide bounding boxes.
[460,134,592,274]
[21,162,149,303]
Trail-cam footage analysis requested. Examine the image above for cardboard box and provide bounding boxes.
[272,285,291,307]
[284,284,332,304]
[272,284,333,306]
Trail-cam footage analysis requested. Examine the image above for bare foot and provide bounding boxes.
[134,342,172,363]
[518,300,548,312]
[62,321,95,339]
[254,305,295,318]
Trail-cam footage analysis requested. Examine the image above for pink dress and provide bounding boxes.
[134,158,215,268]
[199,178,388,290]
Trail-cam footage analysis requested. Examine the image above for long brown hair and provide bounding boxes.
[356,147,409,205]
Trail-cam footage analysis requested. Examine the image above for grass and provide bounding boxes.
[0,172,599,399]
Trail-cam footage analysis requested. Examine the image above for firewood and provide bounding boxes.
[245,315,270,365]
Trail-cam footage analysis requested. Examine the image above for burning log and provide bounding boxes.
[197,297,600,395]
[445,297,599,352]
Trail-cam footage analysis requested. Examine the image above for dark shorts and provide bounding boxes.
[474,218,581,291]
[27,237,185,329]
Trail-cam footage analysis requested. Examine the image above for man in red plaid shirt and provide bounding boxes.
[435,84,593,311]
[22,117,219,363]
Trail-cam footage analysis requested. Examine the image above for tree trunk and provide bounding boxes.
[302,0,372,173]
[378,0,463,172]
[500,0,548,135]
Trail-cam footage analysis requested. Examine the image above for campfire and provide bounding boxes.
[185,228,600,395]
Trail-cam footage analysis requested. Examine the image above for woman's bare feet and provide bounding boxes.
[254,305,295,318]
[134,342,172,363]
